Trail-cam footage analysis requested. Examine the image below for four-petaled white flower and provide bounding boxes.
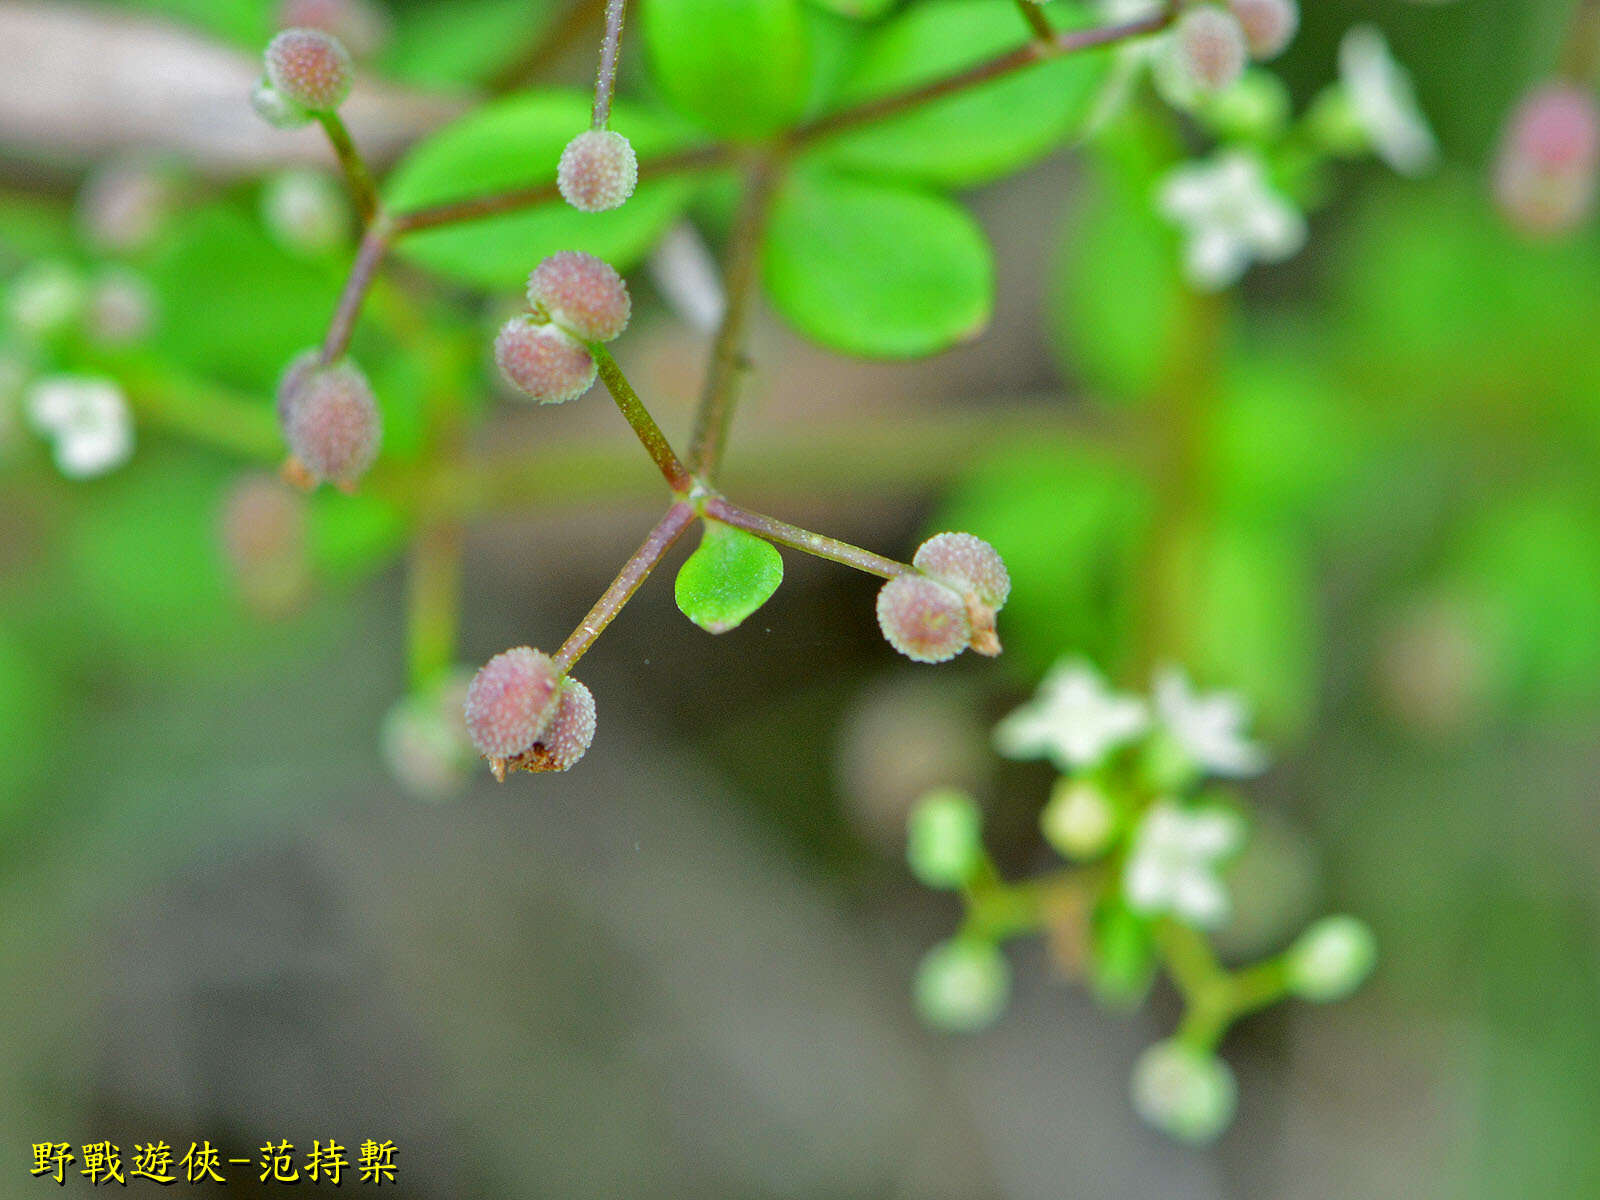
[1153,665,1268,777]
[1124,801,1245,927]
[993,658,1149,771]
[26,375,134,479]
[1339,25,1437,176]
[1157,150,1307,290]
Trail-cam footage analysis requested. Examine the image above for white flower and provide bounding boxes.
[1123,801,1244,927]
[1153,665,1267,777]
[1130,1039,1238,1143]
[25,375,134,479]
[1339,25,1437,175]
[1157,150,1306,290]
[993,658,1149,771]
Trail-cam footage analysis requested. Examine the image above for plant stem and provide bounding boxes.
[592,0,628,129]
[701,497,913,580]
[1014,0,1054,41]
[789,9,1175,148]
[686,154,785,478]
[389,143,729,234]
[590,344,692,492]
[320,219,392,364]
[315,110,380,225]
[553,501,696,672]
[407,520,463,689]
[1153,918,1228,1002]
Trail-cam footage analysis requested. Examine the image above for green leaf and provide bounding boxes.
[384,91,699,289]
[642,0,812,140]
[384,0,561,88]
[808,0,1112,187]
[806,0,894,20]
[762,169,992,357]
[674,520,784,633]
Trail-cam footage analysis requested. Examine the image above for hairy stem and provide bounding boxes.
[315,111,379,225]
[686,154,785,478]
[320,219,392,364]
[790,9,1175,147]
[592,0,628,129]
[701,497,913,580]
[590,344,692,492]
[407,521,463,689]
[389,143,729,234]
[554,502,696,672]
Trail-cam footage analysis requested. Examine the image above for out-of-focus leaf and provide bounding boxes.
[642,0,812,140]
[1451,492,1600,705]
[384,0,559,87]
[934,436,1153,677]
[308,488,408,583]
[762,169,992,357]
[675,520,785,634]
[808,0,1111,187]
[145,204,334,392]
[0,625,59,809]
[384,92,699,289]
[805,0,894,20]
[102,0,272,46]
[1168,516,1317,738]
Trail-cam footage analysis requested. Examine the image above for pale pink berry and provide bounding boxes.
[464,647,562,762]
[275,347,321,424]
[1173,6,1247,94]
[913,533,1010,609]
[557,130,638,213]
[1229,0,1297,61]
[526,251,631,343]
[219,472,310,617]
[279,0,391,59]
[876,576,972,664]
[508,677,597,773]
[282,360,381,488]
[1494,83,1600,237]
[264,28,353,112]
[494,318,597,403]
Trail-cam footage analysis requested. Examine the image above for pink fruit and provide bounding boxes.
[493,318,597,403]
[464,648,562,760]
[557,130,638,213]
[526,251,632,343]
[876,576,972,664]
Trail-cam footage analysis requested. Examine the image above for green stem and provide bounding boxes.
[553,502,696,672]
[1014,0,1054,41]
[315,110,379,226]
[700,497,913,580]
[590,344,692,492]
[685,153,785,479]
[407,521,463,689]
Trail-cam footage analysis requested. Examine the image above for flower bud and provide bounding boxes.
[464,647,563,764]
[381,671,476,800]
[251,80,313,129]
[6,261,83,339]
[282,360,381,489]
[1229,0,1297,60]
[504,676,597,774]
[264,27,353,113]
[557,129,639,213]
[1493,83,1600,237]
[526,251,632,343]
[913,939,1010,1033]
[1040,778,1117,861]
[1169,6,1247,96]
[912,532,1009,656]
[1286,914,1376,1002]
[493,318,597,404]
[219,472,311,618]
[76,160,172,253]
[876,575,971,663]
[1130,1039,1237,1144]
[906,788,983,889]
[85,268,156,346]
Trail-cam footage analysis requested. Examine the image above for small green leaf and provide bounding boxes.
[674,520,784,634]
[384,91,698,289]
[762,169,992,357]
[808,0,1112,187]
[643,0,812,140]
[383,0,561,88]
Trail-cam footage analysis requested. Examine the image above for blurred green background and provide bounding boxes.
[2,0,1598,1196]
